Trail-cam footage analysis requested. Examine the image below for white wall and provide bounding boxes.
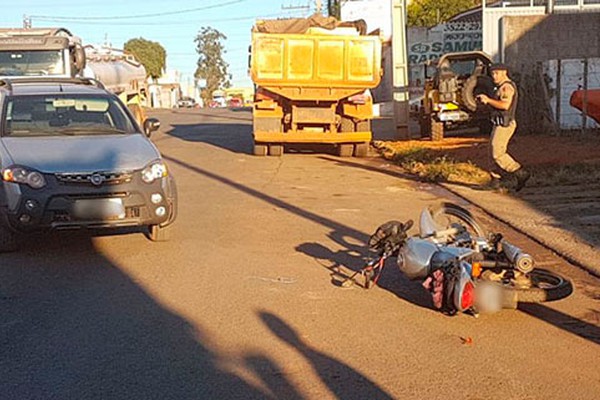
[543,58,600,129]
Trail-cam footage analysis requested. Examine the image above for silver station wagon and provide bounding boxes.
[0,78,177,251]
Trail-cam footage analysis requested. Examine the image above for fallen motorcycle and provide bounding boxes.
[343,202,573,315]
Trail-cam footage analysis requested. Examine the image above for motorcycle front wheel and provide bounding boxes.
[482,268,574,303]
[513,268,574,303]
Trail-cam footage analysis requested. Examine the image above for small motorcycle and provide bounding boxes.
[345,202,573,315]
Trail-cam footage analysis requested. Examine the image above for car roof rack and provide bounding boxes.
[0,77,106,91]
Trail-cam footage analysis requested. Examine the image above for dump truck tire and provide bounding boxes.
[337,144,354,157]
[341,117,355,132]
[254,143,268,156]
[354,142,369,157]
[269,144,283,156]
[356,120,371,132]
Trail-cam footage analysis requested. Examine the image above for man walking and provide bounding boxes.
[477,64,530,191]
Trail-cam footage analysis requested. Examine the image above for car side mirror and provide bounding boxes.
[143,118,160,137]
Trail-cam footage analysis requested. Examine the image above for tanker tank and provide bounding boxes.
[83,45,148,125]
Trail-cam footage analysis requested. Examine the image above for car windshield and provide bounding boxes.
[2,94,137,137]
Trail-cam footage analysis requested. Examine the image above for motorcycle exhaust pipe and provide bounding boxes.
[501,239,535,273]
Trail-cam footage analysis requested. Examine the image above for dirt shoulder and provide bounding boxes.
[373,132,600,276]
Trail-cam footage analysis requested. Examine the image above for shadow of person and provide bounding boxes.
[0,232,281,400]
[259,311,394,400]
[244,354,305,400]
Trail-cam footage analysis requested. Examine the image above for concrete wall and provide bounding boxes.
[501,13,600,133]
[503,13,600,67]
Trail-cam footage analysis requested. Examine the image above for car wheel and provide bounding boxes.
[431,120,444,141]
[147,224,171,242]
[0,223,18,252]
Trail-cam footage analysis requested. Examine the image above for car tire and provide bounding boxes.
[463,74,496,112]
[0,224,18,252]
[431,120,444,141]
[147,224,170,242]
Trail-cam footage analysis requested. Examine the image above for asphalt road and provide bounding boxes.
[1,108,600,399]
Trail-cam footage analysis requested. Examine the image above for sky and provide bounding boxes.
[1,0,319,88]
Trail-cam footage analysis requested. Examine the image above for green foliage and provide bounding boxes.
[124,38,166,79]
[194,26,231,106]
[408,0,481,27]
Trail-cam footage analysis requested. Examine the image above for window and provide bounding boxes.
[3,94,137,137]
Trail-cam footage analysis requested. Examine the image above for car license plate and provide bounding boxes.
[440,111,462,122]
[73,198,125,220]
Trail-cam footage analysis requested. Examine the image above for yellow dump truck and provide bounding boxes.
[250,15,382,157]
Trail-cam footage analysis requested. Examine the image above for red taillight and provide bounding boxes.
[461,282,475,310]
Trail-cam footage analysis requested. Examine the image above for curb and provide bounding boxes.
[440,182,600,279]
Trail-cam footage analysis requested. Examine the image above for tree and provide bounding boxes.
[327,0,341,19]
[408,0,481,27]
[194,27,231,106]
[124,38,166,80]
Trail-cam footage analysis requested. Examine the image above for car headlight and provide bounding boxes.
[2,166,46,189]
[141,160,168,184]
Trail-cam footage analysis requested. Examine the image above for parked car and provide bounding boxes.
[228,97,243,108]
[176,97,196,108]
[419,51,496,141]
[0,77,177,251]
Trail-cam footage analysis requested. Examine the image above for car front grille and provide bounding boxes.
[55,171,133,186]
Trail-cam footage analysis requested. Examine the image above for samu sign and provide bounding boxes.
[409,40,483,64]
[408,22,482,65]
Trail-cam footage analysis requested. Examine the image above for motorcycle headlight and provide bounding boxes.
[141,160,168,184]
[2,166,46,189]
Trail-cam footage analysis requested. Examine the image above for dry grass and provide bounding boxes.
[373,137,600,187]
[374,141,491,185]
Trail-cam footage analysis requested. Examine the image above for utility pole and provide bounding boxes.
[391,0,410,138]
[23,14,32,29]
[316,0,322,14]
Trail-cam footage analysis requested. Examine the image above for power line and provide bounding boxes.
[32,10,306,26]
[30,0,249,21]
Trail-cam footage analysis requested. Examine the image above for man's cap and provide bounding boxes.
[490,63,510,72]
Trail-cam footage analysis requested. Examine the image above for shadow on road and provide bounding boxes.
[166,122,254,154]
[162,154,432,310]
[519,303,600,345]
[258,311,394,400]
[0,233,290,399]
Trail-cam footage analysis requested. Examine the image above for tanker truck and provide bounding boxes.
[0,27,86,78]
[249,15,382,157]
[0,28,147,126]
[83,45,148,126]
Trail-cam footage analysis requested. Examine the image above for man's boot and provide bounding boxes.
[513,168,531,192]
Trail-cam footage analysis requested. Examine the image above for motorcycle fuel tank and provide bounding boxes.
[397,238,438,280]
